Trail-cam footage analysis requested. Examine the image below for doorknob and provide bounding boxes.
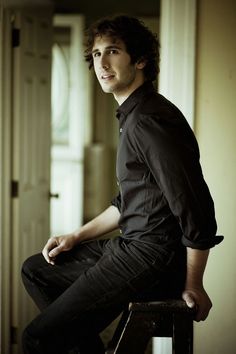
[49,192,60,199]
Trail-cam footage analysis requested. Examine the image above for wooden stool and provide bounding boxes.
[107,300,196,354]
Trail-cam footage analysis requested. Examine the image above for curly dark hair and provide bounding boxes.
[84,15,160,82]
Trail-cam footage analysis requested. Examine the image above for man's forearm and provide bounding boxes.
[73,205,120,243]
[183,247,212,321]
[185,247,210,288]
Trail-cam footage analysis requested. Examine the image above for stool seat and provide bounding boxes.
[107,299,196,354]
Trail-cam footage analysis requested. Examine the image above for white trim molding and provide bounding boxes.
[158,0,197,129]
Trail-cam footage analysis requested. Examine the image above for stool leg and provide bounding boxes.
[172,313,193,354]
[107,309,130,352]
[114,311,157,354]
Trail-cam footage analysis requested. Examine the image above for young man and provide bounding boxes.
[22,15,223,354]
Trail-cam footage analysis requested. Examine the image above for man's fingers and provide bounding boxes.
[195,306,208,322]
[42,249,50,263]
[48,245,63,258]
[42,248,55,264]
[42,235,74,264]
[42,237,59,264]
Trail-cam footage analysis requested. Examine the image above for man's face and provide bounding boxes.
[92,35,145,104]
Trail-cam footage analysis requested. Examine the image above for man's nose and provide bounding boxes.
[100,54,109,69]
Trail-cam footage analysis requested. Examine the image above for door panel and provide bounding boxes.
[11,9,52,353]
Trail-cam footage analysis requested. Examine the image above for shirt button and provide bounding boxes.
[119,229,122,234]
[119,128,123,133]
[117,180,119,186]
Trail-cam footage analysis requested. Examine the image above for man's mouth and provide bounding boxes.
[101,74,115,80]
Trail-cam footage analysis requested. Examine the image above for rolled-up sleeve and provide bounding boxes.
[133,112,223,249]
[111,193,121,212]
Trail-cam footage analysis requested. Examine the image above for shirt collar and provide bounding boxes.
[116,81,156,120]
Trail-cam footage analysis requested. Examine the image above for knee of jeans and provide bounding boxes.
[22,326,31,345]
[22,326,40,354]
[21,253,42,280]
[22,323,54,354]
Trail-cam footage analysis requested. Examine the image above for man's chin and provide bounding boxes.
[100,86,114,94]
[99,81,116,94]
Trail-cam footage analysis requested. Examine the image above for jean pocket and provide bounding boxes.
[127,267,158,293]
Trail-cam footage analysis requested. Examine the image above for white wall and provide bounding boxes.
[194,0,236,352]
[158,1,236,352]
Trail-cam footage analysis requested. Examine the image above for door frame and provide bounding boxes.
[0,8,13,354]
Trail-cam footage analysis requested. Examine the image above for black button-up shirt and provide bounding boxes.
[112,82,223,249]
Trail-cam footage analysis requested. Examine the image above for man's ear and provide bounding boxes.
[136,59,146,69]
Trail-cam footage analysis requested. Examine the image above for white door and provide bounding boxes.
[11,9,52,353]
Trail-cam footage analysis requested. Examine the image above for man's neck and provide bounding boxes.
[114,76,145,105]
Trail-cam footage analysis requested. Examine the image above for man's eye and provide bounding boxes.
[93,52,100,58]
[108,49,118,54]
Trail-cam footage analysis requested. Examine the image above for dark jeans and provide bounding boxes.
[21,236,186,354]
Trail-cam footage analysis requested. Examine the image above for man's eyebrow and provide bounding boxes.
[105,45,123,50]
[91,48,99,55]
[91,45,122,54]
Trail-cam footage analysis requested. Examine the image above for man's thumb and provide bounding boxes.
[182,292,195,308]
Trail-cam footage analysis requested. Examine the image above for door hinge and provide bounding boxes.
[12,28,20,48]
[11,180,19,198]
[10,326,18,344]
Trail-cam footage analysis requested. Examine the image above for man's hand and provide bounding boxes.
[182,286,212,322]
[42,234,77,265]
[42,206,120,265]
[183,247,212,321]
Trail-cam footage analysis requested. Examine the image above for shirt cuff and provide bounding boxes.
[181,235,224,250]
